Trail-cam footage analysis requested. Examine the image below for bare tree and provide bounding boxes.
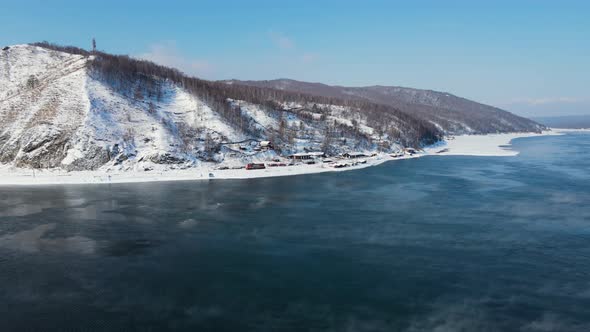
[26,75,39,89]
[321,124,333,153]
[204,132,216,153]
[278,116,286,141]
[134,86,143,101]
[148,101,156,114]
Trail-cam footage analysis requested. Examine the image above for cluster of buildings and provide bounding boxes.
[226,139,420,171]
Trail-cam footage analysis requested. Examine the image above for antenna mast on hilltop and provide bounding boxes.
[92,38,96,53]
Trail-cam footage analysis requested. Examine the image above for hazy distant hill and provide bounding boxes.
[533,115,590,129]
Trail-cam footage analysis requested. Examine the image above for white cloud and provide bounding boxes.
[269,31,295,50]
[267,31,320,67]
[301,53,318,63]
[138,41,214,78]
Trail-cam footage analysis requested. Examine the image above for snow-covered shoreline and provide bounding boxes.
[0,130,574,186]
[424,131,563,157]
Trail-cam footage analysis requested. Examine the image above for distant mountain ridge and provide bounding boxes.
[533,115,590,129]
[226,79,543,134]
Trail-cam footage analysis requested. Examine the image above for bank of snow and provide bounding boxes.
[425,131,560,156]
[0,131,563,186]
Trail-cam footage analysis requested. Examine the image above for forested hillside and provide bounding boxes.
[229,79,545,134]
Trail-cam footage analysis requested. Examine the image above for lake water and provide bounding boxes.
[1,132,589,331]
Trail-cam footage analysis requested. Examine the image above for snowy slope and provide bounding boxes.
[227,79,546,134]
[1,44,400,171]
[0,45,245,170]
[0,45,90,168]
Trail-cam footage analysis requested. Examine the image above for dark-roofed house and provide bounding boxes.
[342,152,366,159]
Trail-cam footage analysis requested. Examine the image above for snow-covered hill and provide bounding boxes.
[0,44,545,172]
[0,44,411,171]
[1,45,246,171]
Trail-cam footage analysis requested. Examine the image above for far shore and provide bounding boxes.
[0,129,577,186]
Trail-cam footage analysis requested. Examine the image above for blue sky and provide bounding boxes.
[1,0,588,116]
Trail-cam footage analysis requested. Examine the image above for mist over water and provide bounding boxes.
[1,132,589,331]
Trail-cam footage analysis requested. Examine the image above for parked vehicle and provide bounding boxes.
[260,141,274,150]
[405,148,418,155]
[246,163,266,170]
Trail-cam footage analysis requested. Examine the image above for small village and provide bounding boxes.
[215,140,420,171]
